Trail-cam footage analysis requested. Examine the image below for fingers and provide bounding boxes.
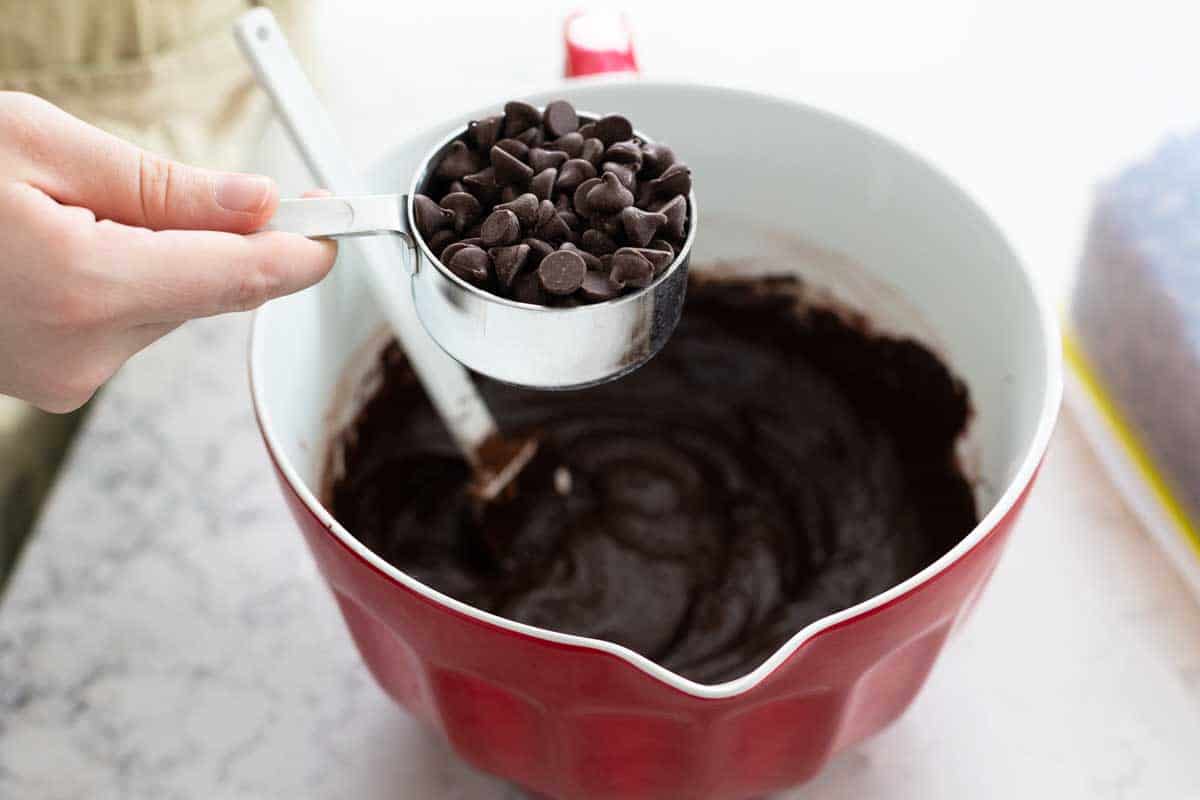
[22,322,178,414]
[93,220,337,321]
[3,92,278,233]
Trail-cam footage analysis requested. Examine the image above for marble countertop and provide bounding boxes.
[3,310,1200,799]
[4,2,1200,797]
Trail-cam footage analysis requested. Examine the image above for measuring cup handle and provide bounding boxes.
[263,195,409,239]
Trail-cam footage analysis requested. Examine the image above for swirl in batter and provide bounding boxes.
[325,276,976,683]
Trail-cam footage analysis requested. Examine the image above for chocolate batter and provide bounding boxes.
[324,276,976,683]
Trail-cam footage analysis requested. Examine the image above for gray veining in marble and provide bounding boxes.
[0,312,513,800]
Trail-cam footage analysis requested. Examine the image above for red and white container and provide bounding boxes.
[563,11,639,78]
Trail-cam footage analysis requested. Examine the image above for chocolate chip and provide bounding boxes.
[491,146,534,186]
[648,238,676,258]
[581,228,618,255]
[573,177,602,217]
[523,237,555,265]
[503,101,541,137]
[463,167,499,201]
[512,272,545,305]
[620,206,667,247]
[434,140,480,180]
[640,142,675,178]
[535,198,556,227]
[515,127,544,147]
[554,192,572,212]
[495,192,539,229]
[440,191,481,233]
[580,137,606,166]
[533,200,571,241]
[529,147,568,173]
[543,100,579,138]
[499,186,518,204]
[440,241,471,265]
[586,172,634,214]
[469,115,503,150]
[652,163,692,198]
[634,246,675,274]
[446,180,466,195]
[602,161,637,191]
[560,241,604,271]
[610,248,654,288]
[537,250,586,295]
[413,194,453,237]
[656,195,688,240]
[490,243,530,288]
[427,229,458,256]
[579,270,622,302]
[559,209,581,230]
[548,132,584,158]
[494,138,530,161]
[448,245,491,285]
[634,182,657,209]
[555,159,596,192]
[594,114,633,145]
[530,168,556,200]
[481,209,522,246]
[605,141,643,167]
[578,121,597,139]
[593,213,623,238]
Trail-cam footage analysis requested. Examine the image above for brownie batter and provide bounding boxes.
[324,276,976,683]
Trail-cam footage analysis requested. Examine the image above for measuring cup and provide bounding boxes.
[264,117,696,391]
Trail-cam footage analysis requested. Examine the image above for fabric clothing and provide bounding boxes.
[0,0,304,168]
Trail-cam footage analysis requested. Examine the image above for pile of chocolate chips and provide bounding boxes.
[411,99,691,306]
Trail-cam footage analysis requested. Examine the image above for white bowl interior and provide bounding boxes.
[251,81,1060,693]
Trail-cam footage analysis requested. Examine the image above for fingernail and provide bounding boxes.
[215,173,273,214]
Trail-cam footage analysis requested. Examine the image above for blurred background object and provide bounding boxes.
[0,0,303,167]
[563,10,638,78]
[0,396,82,582]
[1068,134,1200,601]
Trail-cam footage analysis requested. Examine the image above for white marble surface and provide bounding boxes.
[5,1,1200,798]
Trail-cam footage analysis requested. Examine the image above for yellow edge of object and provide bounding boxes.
[1063,331,1200,561]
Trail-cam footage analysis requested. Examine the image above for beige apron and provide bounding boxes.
[0,0,304,168]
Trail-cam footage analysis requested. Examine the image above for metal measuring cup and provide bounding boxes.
[266,117,697,390]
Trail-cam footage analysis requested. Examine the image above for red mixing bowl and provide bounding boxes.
[250,82,1062,799]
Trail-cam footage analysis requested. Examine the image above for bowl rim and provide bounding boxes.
[248,77,1063,700]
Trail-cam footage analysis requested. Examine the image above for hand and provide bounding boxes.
[0,91,337,412]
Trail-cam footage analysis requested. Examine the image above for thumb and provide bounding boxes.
[12,92,278,233]
[133,161,280,234]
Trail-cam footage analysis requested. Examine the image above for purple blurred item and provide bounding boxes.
[1070,132,1200,598]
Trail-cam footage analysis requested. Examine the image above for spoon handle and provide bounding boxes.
[234,7,499,461]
